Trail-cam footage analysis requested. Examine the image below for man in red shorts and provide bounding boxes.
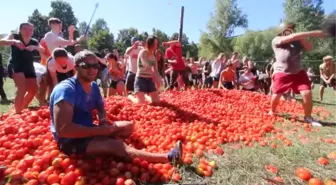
[270,23,324,126]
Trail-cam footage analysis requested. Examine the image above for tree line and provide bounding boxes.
[1,0,335,67]
[199,0,335,63]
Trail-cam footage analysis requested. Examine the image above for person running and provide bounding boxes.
[129,36,160,104]
[269,23,324,126]
[0,22,45,114]
[125,37,143,94]
[107,53,126,96]
[219,61,236,90]
[239,66,256,91]
[319,55,336,101]
[163,38,189,90]
[210,53,225,88]
[47,48,75,87]
[44,18,86,54]
[50,50,182,163]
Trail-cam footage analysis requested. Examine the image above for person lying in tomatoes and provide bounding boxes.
[49,50,182,164]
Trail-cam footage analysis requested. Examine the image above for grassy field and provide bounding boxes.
[0,79,335,185]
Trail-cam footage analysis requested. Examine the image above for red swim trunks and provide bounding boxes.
[272,70,311,94]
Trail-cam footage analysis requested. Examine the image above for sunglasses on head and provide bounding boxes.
[77,62,100,69]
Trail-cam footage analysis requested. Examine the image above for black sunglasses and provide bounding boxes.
[77,62,100,69]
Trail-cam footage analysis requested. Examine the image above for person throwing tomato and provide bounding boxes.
[270,23,324,126]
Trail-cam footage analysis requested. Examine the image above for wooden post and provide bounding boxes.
[178,6,184,42]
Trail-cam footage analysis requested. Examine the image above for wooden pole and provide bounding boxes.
[178,6,184,42]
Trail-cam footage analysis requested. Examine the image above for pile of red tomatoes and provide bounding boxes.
[0,89,330,185]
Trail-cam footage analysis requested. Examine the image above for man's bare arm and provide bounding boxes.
[276,30,324,46]
[300,39,313,51]
[54,101,112,138]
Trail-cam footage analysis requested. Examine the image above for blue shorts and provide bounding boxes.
[134,76,156,93]
[57,138,92,155]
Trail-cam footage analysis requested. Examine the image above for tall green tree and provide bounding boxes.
[284,0,334,60]
[233,27,278,61]
[88,30,114,52]
[77,21,88,49]
[88,19,114,52]
[28,9,49,40]
[49,0,77,39]
[198,0,248,58]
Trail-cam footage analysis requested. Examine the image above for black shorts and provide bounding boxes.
[170,69,189,89]
[134,76,156,93]
[110,79,125,89]
[8,63,36,79]
[242,88,255,92]
[125,72,136,91]
[57,138,92,155]
[320,78,336,88]
[223,82,234,89]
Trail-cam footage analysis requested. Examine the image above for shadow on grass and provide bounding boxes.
[155,101,220,124]
[277,113,336,127]
[313,100,336,106]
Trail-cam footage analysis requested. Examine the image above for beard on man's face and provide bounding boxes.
[77,69,98,82]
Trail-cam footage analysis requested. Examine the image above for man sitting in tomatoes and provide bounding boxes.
[49,50,183,164]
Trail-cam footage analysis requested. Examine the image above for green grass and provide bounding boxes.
[1,79,335,185]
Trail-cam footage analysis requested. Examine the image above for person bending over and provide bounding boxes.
[219,61,236,90]
[129,36,160,104]
[48,48,76,88]
[50,50,182,163]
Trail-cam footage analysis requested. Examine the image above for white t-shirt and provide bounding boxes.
[210,59,223,77]
[125,46,143,74]
[239,72,255,89]
[48,54,75,73]
[44,31,66,53]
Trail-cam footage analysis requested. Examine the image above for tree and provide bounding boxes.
[198,0,248,58]
[77,21,88,49]
[28,9,49,40]
[116,28,139,48]
[233,27,278,61]
[88,30,114,52]
[284,0,325,31]
[49,0,77,37]
[138,32,149,41]
[90,18,110,36]
[88,19,114,52]
[284,0,334,60]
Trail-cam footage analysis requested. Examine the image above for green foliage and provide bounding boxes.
[198,0,248,59]
[233,27,278,61]
[88,30,114,53]
[28,9,49,40]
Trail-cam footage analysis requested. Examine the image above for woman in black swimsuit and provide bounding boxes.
[0,22,45,114]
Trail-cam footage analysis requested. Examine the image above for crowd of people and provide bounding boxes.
[0,18,335,158]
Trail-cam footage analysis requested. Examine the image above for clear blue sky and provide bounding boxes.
[0,0,335,42]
